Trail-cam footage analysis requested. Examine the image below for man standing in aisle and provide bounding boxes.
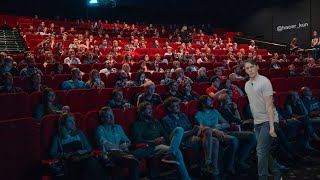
[244,58,281,180]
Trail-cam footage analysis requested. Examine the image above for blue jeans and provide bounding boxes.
[312,48,320,59]
[153,127,191,180]
[227,131,257,163]
[254,122,281,180]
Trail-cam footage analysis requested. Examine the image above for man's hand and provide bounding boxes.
[119,142,129,150]
[269,127,277,138]
[213,129,226,142]
[154,137,165,145]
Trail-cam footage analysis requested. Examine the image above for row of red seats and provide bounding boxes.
[3,75,320,121]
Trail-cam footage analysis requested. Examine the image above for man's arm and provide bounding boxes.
[264,95,277,137]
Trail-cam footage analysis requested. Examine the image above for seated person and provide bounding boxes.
[175,68,193,84]
[107,89,133,110]
[95,107,141,180]
[0,72,22,93]
[195,95,256,172]
[83,52,99,65]
[27,72,48,93]
[64,49,81,65]
[50,62,65,76]
[162,80,181,101]
[99,60,117,75]
[160,69,173,85]
[218,93,253,131]
[269,57,281,69]
[220,78,244,102]
[150,60,164,73]
[301,87,320,118]
[34,88,70,121]
[285,90,320,150]
[196,67,210,83]
[49,113,105,180]
[61,68,86,91]
[170,61,181,73]
[114,70,136,88]
[179,82,199,102]
[132,102,192,179]
[287,64,300,77]
[85,69,105,89]
[20,57,43,78]
[161,97,220,175]
[0,57,19,76]
[185,59,199,72]
[206,76,228,99]
[98,40,110,49]
[300,65,311,77]
[134,71,150,86]
[229,65,245,81]
[121,63,131,77]
[136,81,162,107]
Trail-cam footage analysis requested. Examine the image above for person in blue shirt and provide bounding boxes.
[20,57,43,78]
[301,87,320,118]
[95,106,141,180]
[61,68,86,91]
[195,95,256,174]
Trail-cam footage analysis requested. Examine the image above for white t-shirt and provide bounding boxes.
[244,75,279,125]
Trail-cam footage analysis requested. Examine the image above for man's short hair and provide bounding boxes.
[111,88,123,98]
[98,106,112,123]
[245,58,257,65]
[137,101,152,116]
[199,95,210,110]
[210,76,220,84]
[232,65,240,72]
[163,97,180,111]
[143,81,154,88]
[218,93,229,106]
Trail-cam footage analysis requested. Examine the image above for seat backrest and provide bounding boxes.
[0,92,31,120]
[52,74,72,90]
[155,84,169,97]
[0,118,40,180]
[66,89,100,113]
[106,73,118,88]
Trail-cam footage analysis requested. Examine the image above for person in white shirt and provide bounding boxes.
[99,60,117,75]
[64,49,81,65]
[244,58,280,180]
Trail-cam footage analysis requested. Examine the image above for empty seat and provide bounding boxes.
[0,117,40,180]
[0,92,31,120]
[66,89,100,113]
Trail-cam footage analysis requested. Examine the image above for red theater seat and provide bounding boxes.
[106,73,118,88]
[0,92,31,120]
[0,118,40,180]
[66,89,100,113]
[52,74,72,90]
[155,84,169,97]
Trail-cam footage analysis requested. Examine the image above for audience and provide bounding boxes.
[301,87,320,118]
[114,70,135,88]
[179,82,199,102]
[34,88,70,121]
[206,76,228,99]
[49,113,106,180]
[64,49,81,65]
[0,57,19,76]
[162,80,181,101]
[61,68,86,91]
[175,68,193,84]
[134,71,150,86]
[20,57,43,78]
[160,69,173,85]
[136,81,162,107]
[99,60,117,75]
[85,69,105,89]
[132,102,192,179]
[162,97,220,176]
[95,107,140,180]
[27,72,48,93]
[229,65,245,81]
[106,89,132,110]
[0,72,22,93]
[195,95,256,173]
[196,67,210,83]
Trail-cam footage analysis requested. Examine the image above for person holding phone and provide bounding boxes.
[86,69,105,89]
[244,58,281,180]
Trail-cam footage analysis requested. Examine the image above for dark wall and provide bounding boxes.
[234,0,318,48]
